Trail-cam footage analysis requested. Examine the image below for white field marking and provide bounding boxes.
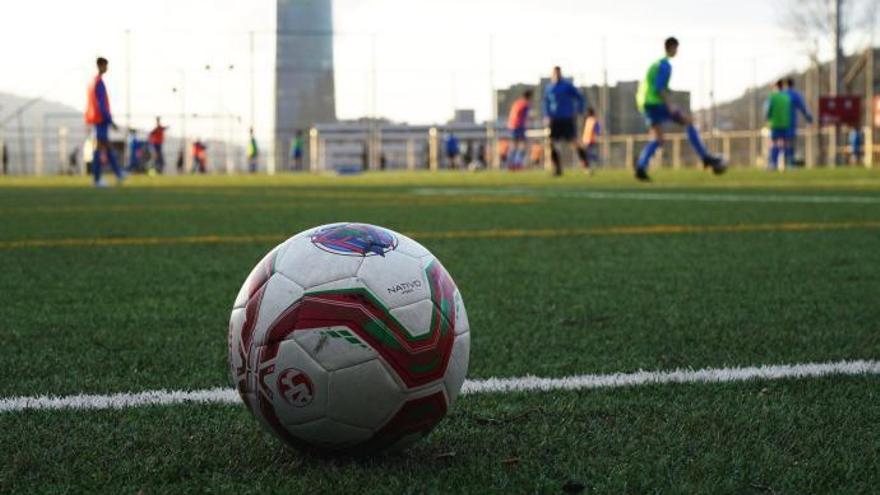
[1,360,878,414]
[411,187,880,205]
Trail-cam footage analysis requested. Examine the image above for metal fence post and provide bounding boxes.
[428,127,439,171]
[58,127,69,174]
[805,128,814,168]
[406,139,415,171]
[543,128,553,172]
[309,127,319,173]
[722,135,731,166]
[672,136,681,170]
[749,130,757,167]
[34,135,44,176]
[625,137,634,170]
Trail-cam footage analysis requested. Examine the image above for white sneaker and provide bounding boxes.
[94,179,109,188]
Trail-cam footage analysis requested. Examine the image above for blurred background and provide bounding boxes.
[0,0,878,175]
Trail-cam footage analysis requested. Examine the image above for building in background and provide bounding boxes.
[449,109,476,125]
[274,0,337,170]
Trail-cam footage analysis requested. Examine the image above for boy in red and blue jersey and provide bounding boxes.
[84,57,124,186]
[634,38,725,181]
[506,89,532,169]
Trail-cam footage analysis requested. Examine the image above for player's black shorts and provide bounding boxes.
[549,117,577,141]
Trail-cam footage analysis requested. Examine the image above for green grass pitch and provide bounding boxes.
[1,168,879,493]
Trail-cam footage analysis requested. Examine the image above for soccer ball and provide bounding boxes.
[228,223,470,453]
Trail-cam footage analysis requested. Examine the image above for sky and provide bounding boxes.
[0,0,875,141]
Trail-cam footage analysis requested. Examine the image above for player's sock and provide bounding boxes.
[784,146,794,168]
[550,147,560,171]
[575,147,587,164]
[636,141,660,171]
[769,145,779,170]
[92,150,102,183]
[686,125,709,160]
[107,150,125,180]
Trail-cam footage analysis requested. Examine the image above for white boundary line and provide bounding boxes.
[1,359,878,414]
[411,187,880,204]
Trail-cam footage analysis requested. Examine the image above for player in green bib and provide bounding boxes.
[247,127,259,173]
[764,79,792,171]
[634,37,725,181]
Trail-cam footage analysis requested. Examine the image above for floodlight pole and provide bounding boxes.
[249,31,255,130]
[831,0,842,165]
[601,36,610,165]
[709,38,717,136]
[831,0,842,97]
[369,32,378,171]
[488,33,499,170]
[125,29,132,131]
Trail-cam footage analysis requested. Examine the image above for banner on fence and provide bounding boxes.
[819,96,861,127]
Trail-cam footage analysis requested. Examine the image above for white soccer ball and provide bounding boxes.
[228,223,470,453]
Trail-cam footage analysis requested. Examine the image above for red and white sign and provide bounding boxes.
[819,95,861,127]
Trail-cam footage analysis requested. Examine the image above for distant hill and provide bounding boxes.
[697,48,879,131]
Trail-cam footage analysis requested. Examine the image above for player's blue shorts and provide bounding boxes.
[771,129,789,141]
[292,149,303,159]
[785,127,798,139]
[642,105,685,127]
[95,122,110,142]
[510,127,526,140]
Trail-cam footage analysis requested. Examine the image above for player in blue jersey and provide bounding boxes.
[634,37,725,181]
[784,78,813,168]
[543,66,588,176]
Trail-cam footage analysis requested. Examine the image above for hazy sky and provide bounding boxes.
[0,0,873,140]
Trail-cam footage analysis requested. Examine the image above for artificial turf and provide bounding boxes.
[1,168,878,493]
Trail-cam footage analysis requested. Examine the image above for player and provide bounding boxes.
[765,79,792,171]
[84,57,125,186]
[290,130,304,171]
[148,117,168,173]
[543,66,588,176]
[191,139,207,173]
[784,78,813,168]
[848,126,864,164]
[635,37,725,181]
[506,89,532,170]
[444,132,460,169]
[247,128,259,173]
[126,128,141,171]
[581,107,601,171]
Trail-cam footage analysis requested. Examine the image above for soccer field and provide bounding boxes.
[1,168,879,493]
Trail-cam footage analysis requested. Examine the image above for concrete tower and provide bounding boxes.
[274,0,336,170]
